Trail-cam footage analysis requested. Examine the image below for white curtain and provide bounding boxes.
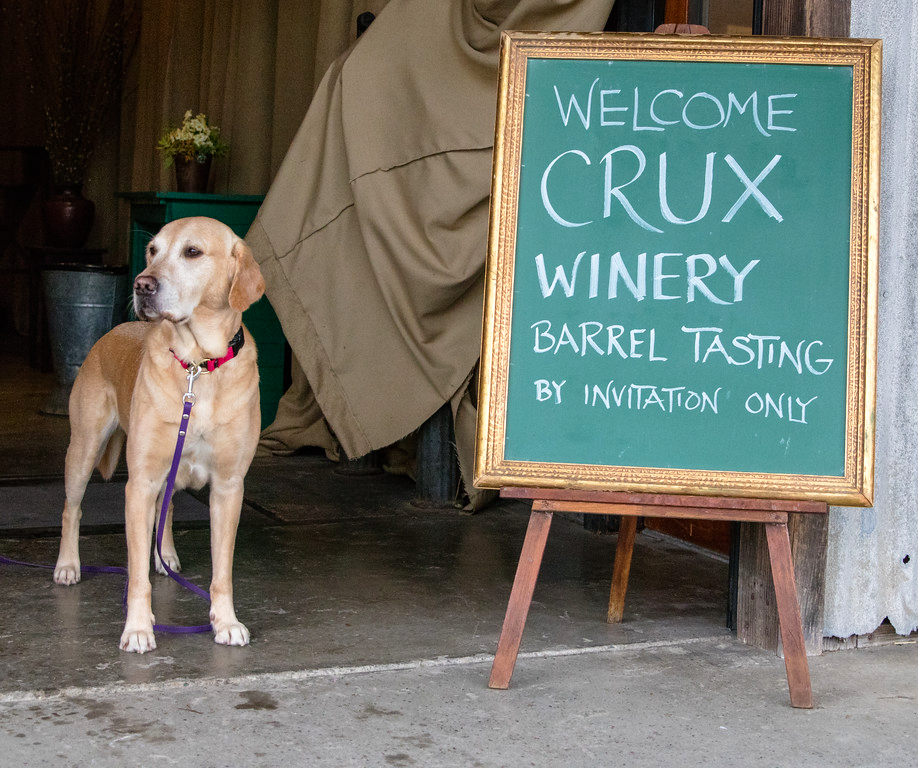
[823,0,918,637]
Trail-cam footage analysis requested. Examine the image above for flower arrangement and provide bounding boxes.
[7,0,141,187]
[157,111,229,167]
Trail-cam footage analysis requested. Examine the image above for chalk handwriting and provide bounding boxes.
[583,381,721,413]
[540,149,784,231]
[534,251,758,304]
[514,67,840,453]
[681,327,833,374]
[531,320,667,360]
[553,83,797,135]
[745,392,818,423]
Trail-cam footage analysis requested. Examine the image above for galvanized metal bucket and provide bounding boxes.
[41,265,130,415]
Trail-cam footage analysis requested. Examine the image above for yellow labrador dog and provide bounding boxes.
[53,217,265,653]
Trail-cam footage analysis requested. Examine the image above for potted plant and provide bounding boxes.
[157,111,229,193]
[7,0,140,249]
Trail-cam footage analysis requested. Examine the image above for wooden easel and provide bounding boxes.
[488,488,828,708]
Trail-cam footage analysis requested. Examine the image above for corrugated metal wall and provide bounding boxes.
[824,0,918,638]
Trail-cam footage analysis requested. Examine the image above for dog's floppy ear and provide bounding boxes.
[229,238,266,312]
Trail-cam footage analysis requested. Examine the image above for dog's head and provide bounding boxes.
[133,217,265,324]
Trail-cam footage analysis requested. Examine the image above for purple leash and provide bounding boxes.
[150,363,212,633]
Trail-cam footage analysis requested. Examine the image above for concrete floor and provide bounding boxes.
[2,334,917,766]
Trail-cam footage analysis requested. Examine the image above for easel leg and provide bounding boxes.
[488,509,553,689]
[607,515,637,623]
[764,522,814,709]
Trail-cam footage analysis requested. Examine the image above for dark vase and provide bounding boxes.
[174,155,213,193]
[42,185,95,249]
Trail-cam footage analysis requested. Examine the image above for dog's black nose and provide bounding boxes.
[134,274,159,296]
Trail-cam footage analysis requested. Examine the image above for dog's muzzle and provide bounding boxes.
[133,274,160,320]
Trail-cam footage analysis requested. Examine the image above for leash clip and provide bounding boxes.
[184,363,202,404]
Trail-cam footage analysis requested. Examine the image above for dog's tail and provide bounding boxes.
[97,428,126,481]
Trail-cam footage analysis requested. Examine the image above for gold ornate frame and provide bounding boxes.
[474,32,882,505]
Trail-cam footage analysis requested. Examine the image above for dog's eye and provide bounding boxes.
[185,246,203,258]
[147,244,158,257]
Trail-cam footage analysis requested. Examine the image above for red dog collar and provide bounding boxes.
[172,326,245,373]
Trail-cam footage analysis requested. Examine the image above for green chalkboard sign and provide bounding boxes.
[475,32,881,505]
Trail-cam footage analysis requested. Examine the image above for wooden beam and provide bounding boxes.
[736,0,848,658]
[664,0,690,24]
[738,510,829,655]
[502,486,826,514]
[762,0,851,37]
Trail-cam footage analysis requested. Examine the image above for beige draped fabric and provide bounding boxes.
[248,0,615,505]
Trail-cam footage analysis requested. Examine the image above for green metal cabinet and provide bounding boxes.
[122,192,286,428]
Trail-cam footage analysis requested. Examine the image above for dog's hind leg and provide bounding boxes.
[54,443,92,585]
[153,489,181,575]
[54,385,121,586]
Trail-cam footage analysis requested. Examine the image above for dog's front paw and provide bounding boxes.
[154,548,181,576]
[120,627,157,653]
[53,561,81,586]
[213,620,250,647]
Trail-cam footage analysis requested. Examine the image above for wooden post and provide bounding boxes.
[413,403,461,507]
[737,512,828,656]
[656,0,710,34]
[664,0,689,24]
[761,0,850,38]
[733,0,849,662]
